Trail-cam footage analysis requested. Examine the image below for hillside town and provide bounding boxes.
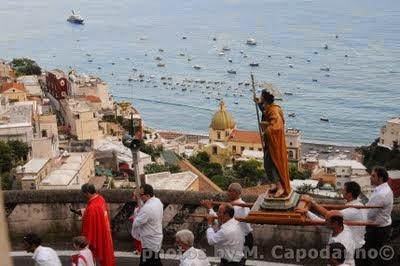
[1,58,400,265]
[1,58,399,198]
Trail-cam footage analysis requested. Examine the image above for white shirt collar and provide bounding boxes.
[32,245,43,259]
[374,182,389,193]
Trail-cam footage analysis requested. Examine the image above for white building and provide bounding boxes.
[318,159,369,189]
[0,98,34,144]
[68,70,114,110]
[145,171,199,191]
[40,152,95,190]
[16,75,43,97]
[379,117,400,150]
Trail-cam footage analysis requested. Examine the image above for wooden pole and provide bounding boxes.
[251,73,265,152]
[209,201,382,210]
[190,214,378,227]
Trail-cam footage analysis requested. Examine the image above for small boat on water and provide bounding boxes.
[158,49,164,52]
[179,52,185,56]
[157,63,165,67]
[249,62,259,67]
[222,46,231,51]
[218,52,225,56]
[228,58,233,63]
[193,65,202,70]
[320,67,330,71]
[288,112,296,117]
[155,56,162,61]
[246,38,257,45]
[324,44,329,50]
[67,10,84,24]
[284,92,293,96]
[227,70,237,74]
[320,117,329,122]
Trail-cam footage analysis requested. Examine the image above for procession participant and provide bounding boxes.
[327,212,356,266]
[132,184,164,266]
[71,236,96,266]
[201,183,253,257]
[23,233,62,266]
[307,181,366,250]
[328,242,349,266]
[206,203,245,266]
[81,183,115,266]
[364,166,394,266]
[176,229,210,266]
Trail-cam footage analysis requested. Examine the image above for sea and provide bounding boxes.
[1,0,399,146]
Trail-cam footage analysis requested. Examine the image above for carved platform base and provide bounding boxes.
[239,192,313,225]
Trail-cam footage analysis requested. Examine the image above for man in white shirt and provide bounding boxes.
[206,203,245,266]
[176,229,210,266]
[23,233,62,266]
[326,212,356,266]
[132,184,164,266]
[201,183,253,258]
[306,181,366,250]
[364,166,394,266]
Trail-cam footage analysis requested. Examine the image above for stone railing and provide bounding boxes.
[4,189,400,264]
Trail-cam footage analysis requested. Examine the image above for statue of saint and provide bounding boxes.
[255,89,291,198]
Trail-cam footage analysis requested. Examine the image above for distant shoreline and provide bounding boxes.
[155,129,362,148]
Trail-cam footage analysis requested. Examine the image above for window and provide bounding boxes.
[241,146,245,152]
[289,150,294,159]
[217,132,221,140]
[250,147,254,151]
[212,146,218,155]
[41,130,47,138]
[290,142,293,146]
[342,169,345,173]
[258,148,262,151]
[232,145,237,153]
[225,131,229,137]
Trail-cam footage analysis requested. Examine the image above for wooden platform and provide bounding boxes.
[240,192,313,225]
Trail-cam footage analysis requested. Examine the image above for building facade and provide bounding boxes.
[61,99,103,140]
[46,69,68,100]
[0,82,27,102]
[379,117,400,150]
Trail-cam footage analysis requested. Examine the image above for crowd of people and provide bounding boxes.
[22,166,394,266]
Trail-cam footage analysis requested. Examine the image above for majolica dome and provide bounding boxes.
[210,101,236,130]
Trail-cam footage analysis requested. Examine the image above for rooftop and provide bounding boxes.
[48,69,65,79]
[242,149,263,159]
[0,104,32,128]
[16,75,39,86]
[18,158,50,174]
[319,159,366,170]
[229,129,261,144]
[0,82,25,93]
[145,171,198,191]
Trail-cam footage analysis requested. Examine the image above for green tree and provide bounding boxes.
[189,152,210,170]
[8,140,29,162]
[144,163,181,174]
[203,162,223,178]
[1,172,12,190]
[289,165,311,180]
[358,138,400,170]
[0,141,13,173]
[11,58,42,76]
[210,174,230,190]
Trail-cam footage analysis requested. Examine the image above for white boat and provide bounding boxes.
[288,112,296,117]
[246,38,257,45]
[227,70,237,74]
[67,10,84,24]
[222,46,231,51]
[218,52,225,56]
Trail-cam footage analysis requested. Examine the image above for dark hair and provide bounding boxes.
[261,89,274,104]
[344,181,361,199]
[223,203,235,218]
[23,233,42,247]
[72,236,88,249]
[141,184,154,197]
[329,242,346,264]
[328,215,344,226]
[81,183,96,194]
[372,166,389,182]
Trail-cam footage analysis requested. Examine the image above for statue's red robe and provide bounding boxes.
[263,103,291,196]
[82,194,115,266]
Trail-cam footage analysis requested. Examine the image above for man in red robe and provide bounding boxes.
[81,183,115,266]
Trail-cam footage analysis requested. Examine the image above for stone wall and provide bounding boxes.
[4,189,399,263]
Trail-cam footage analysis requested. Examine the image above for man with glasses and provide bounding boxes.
[132,184,164,266]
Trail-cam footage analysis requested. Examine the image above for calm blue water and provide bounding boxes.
[1,0,399,146]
